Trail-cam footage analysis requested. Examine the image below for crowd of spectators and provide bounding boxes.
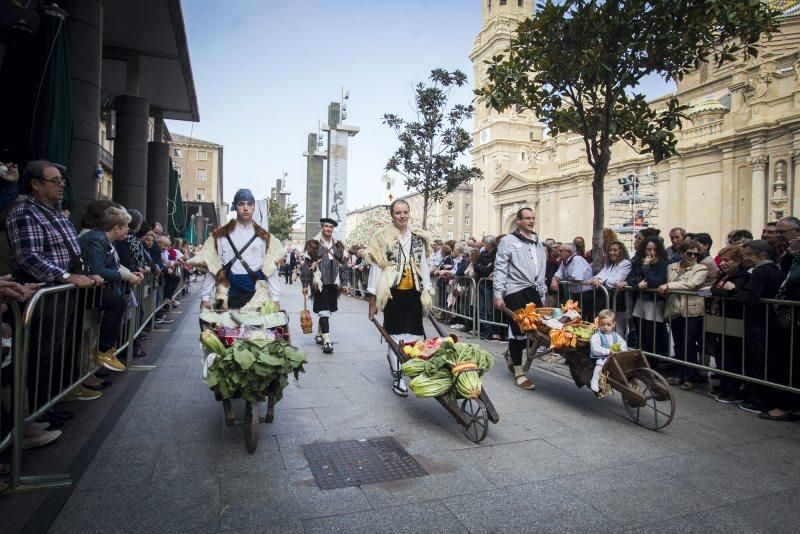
[0,160,195,459]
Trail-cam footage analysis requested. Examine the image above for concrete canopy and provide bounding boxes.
[101,0,199,121]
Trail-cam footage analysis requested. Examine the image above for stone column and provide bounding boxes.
[66,0,103,222]
[112,95,150,214]
[747,154,768,234]
[146,141,169,228]
[303,133,326,242]
[720,148,736,233]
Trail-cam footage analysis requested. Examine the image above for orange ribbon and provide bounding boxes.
[549,329,577,349]
[451,362,479,375]
[561,299,581,314]
[513,303,541,332]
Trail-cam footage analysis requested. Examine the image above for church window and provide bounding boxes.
[464,203,471,213]
[482,155,486,164]
[518,0,523,6]
[197,168,207,181]
[196,188,206,201]
[465,216,471,226]
[487,0,491,12]
[448,216,454,224]
[447,231,454,240]
[499,0,507,5]
[521,151,526,161]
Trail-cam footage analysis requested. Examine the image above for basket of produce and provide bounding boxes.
[199,329,307,402]
[563,321,597,348]
[399,336,494,399]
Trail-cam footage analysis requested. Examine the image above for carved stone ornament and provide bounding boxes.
[747,155,768,169]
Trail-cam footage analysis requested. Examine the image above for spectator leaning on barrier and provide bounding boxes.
[0,274,63,451]
[665,227,686,264]
[626,235,670,357]
[551,242,596,322]
[776,216,800,275]
[730,240,785,412]
[115,209,149,274]
[707,246,750,402]
[78,203,136,373]
[7,161,94,288]
[761,241,800,421]
[473,234,498,340]
[493,207,547,390]
[659,239,708,390]
[691,232,719,285]
[7,160,101,406]
[590,240,631,335]
[430,239,443,269]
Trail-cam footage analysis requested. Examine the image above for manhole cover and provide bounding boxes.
[302,437,428,490]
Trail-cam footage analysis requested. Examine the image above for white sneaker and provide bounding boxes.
[392,377,408,397]
[22,429,62,450]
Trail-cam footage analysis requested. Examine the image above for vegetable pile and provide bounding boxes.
[400,337,494,399]
[200,330,306,402]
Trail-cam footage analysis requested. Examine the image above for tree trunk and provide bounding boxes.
[422,190,429,230]
[590,155,610,276]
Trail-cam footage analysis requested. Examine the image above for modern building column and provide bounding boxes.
[747,150,768,234]
[303,133,326,242]
[112,95,150,215]
[146,141,170,229]
[66,0,103,222]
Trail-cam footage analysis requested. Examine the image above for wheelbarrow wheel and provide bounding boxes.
[621,367,675,430]
[460,397,489,443]
[243,401,259,452]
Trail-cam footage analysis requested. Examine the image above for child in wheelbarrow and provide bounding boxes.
[589,309,628,394]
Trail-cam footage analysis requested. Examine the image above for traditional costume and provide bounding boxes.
[300,218,349,354]
[189,189,285,310]
[366,223,433,395]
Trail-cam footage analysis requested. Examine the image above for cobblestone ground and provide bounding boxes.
[44,283,800,533]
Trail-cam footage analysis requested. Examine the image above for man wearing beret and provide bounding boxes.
[300,218,349,354]
[189,189,285,310]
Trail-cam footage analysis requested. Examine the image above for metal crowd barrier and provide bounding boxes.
[1,267,183,493]
[613,286,800,395]
[556,280,610,321]
[343,266,369,298]
[430,275,477,333]
[475,277,507,339]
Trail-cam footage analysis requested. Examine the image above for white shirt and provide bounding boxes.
[595,259,632,288]
[201,222,280,302]
[590,331,629,359]
[367,229,432,294]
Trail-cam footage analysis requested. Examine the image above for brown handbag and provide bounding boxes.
[300,295,313,334]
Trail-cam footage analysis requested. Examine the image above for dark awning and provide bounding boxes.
[101,0,199,121]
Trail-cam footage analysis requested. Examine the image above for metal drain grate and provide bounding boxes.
[302,437,428,490]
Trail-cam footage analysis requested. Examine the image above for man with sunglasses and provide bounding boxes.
[7,160,95,289]
[300,218,350,354]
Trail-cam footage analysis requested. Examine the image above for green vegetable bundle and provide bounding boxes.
[403,341,494,400]
[409,374,452,398]
[205,337,307,402]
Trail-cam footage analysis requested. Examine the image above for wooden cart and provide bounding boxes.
[200,311,290,452]
[510,310,676,430]
[371,312,500,443]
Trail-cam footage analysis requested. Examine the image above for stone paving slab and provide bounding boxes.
[43,283,800,533]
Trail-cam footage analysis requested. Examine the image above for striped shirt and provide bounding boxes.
[7,195,81,283]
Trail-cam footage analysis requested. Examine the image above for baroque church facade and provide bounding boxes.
[471,0,800,247]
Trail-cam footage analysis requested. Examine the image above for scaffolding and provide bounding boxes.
[609,170,659,251]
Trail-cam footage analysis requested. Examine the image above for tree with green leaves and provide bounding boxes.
[268,199,301,242]
[477,0,780,269]
[383,68,483,229]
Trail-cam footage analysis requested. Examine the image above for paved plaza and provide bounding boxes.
[5,283,800,533]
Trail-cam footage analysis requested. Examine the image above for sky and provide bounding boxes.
[166,0,674,223]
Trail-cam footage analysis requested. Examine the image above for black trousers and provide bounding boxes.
[503,286,543,366]
[99,290,127,352]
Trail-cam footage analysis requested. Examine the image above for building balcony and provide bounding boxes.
[99,146,114,170]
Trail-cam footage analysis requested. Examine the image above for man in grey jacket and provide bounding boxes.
[493,207,547,389]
